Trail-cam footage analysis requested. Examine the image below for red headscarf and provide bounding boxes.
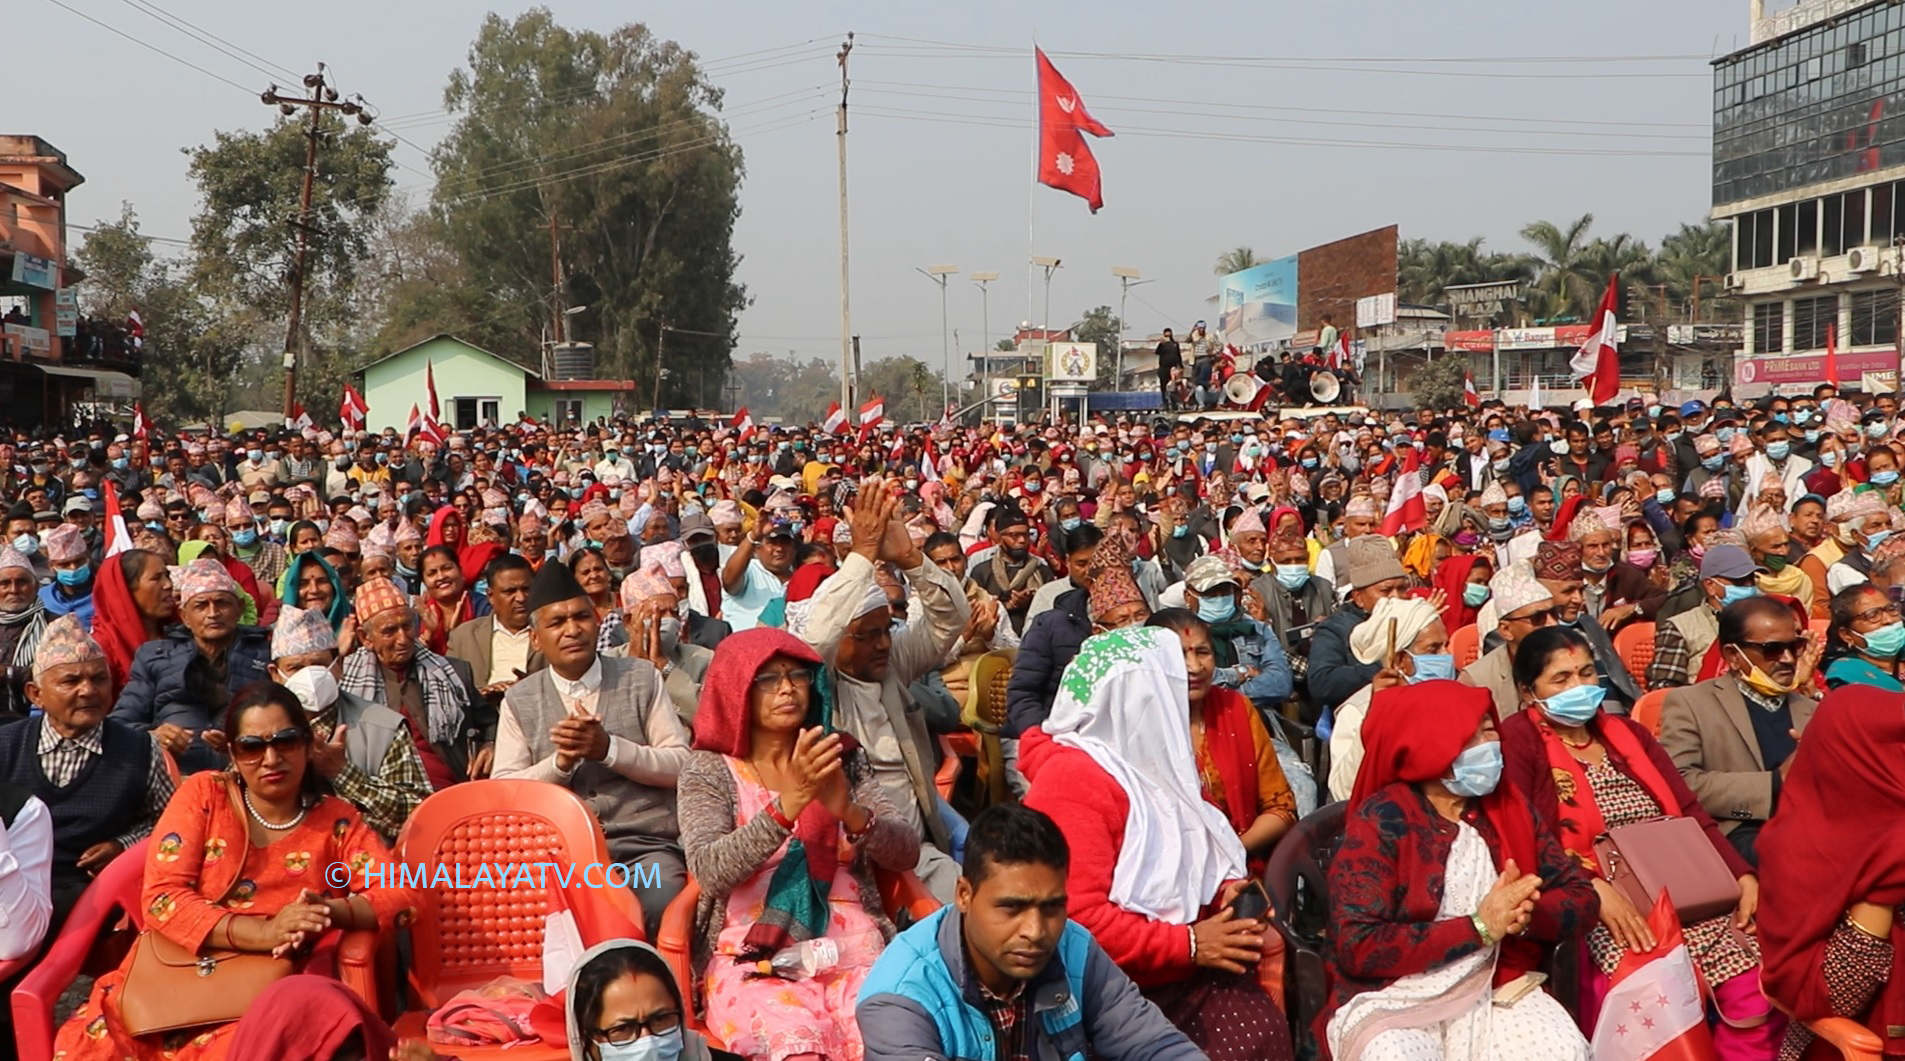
[92,550,163,698]
[429,506,504,586]
[1547,495,1589,542]
[1760,685,1905,1033]
[1352,680,1543,986]
[1429,554,1490,632]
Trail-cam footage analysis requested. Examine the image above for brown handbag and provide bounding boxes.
[1592,815,1742,925]
[116,776,300,1037]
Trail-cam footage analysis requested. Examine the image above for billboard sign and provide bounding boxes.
[9,254,54,290]
[54,288,76,337]
[1355,292,1398,329]
[1444,331,1496,352]
[1736,349,1898,386]
[1047,342,1097,381]
[3,324,49,352]
[1217,256,1298,349]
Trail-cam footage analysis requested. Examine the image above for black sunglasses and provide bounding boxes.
[1735,638,1805,660]
[231,727,307,761]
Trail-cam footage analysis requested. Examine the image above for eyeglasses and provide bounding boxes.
[1735,638,1806,660]
[592,1010,681,1045]
[1509,607,1558,627]
[845,624,894,644]
[230,727,307,761]
[750,669,814,691]
[1854,602,1903,625]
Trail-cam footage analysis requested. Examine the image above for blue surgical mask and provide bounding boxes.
[1507,496,1527,515]
[1060,517,1082,532]
[1720,583,1761,607]
[1488,516,1511,531]
[247,449,264,463]
[10,535,35,557]
[1274,563,1309,590]
[1462,582,1490,607]
[1871,422,1891,440]
[1196,594,1236,623]
[1647,404,1662,417]
[1538,683,1607,726]
[1765,441,1791,460]
[596,1027,684,1061]
[1869,530,1895,553]
[1492,459,1510,474]
[1231,433,1245,445]
[1408,652,1457,683]
[1549,440,1572,457]
[55,564,90,588]
[1823,450,1841,468]
[1863,620,1905,658]
[1805,429,1821,443]
[1874,470,1900,487]
[1773,412,1790,424]
[1702,454,1724,472]
[1442,741,1504,798]
[231,527,258,548]
[1655,487,1675,505]
[1172,524,1188,539]
[1301,457,1318,469]
[1717,426,1737,444]
[111,457,128,471]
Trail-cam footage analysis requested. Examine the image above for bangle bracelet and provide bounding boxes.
[1188,925,1198,961]
[765,799,795,830]
[1471,913,1497,947]
[845,805,873,841]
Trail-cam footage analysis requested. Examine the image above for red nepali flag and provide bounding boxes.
[1036,47,1113,213]
[1826,322,1841,386]
[823,401,848,435]
[1463,371,1482,408]
[1569,273,1622,405]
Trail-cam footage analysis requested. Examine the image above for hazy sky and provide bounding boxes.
[26,0,1760,379]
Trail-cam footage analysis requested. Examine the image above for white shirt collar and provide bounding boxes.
[548,657,603,702]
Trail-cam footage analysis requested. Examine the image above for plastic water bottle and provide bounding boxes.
[754,937,839,980]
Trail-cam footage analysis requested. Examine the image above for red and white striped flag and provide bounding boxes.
[1569,273,1621,404]
[126,308,144,350]
[101,480,132,559]
[858,395,885,425]
[425,360,441,421]
[404,404,423,441]
[1334,332,1351,371]
[822,401,848,434]
[131,402,148,442]
[340,385,368,432]
[1590,891,1717,1061]
[1463,371,1482,409]
[1378,446,1427,536]
[731,406,755,442]
[286,403,313,432]
[418,409,448,449]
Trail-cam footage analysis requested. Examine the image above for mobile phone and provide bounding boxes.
[1228,881,1271,922]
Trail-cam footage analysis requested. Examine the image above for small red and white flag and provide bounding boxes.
[132,402,149,442]
[340,385,369,432]
[823,401,848,434]
[1826,322,1841,387]
[858,395,885,426]
[1036,48,1114,213]
[1333,332,1352,371]
[920,442,941,483]
[418,410,448,449]
[287,403,313,432]
[1378,446,1427,537]
[730,406,755,442]
[1590,891,1717,1061]
[404,404,423,441]
[1569,273,1622,405]
[425,360,441,422]
[126,308,144,350]
[101,480,132,559]
[1463,371,1482,408]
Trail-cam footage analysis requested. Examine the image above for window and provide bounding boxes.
[1792,294,1838,350]
[1844,189,1868,252]
[1825,194,1846,255]
[1874,180,1895,242]
[1796,198,1819,256]
[555,398,583,428]
[450,397,499,430]
[479,399,500,426]
[1753,301,1785,354]
[1737,208,1779,269]
[1852,288,1901,346]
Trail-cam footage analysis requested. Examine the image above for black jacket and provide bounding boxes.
[1003,586,1090,738]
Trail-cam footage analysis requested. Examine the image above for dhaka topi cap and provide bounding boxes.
[271,604,337,660]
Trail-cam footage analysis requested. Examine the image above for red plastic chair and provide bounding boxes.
[657,866,941,1040]
[1613,621,1657,680]
[1449,624,1480,670]
[386,780,646,1058]
[11,839,368,1061]
[934,736,961,802]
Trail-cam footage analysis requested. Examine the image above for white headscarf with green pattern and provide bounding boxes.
[1044,625,1248,923]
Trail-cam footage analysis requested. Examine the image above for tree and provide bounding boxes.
[416,9,749,405]
[1214,246,1260,276]
[858,356,945,423]
[1653,221,1734,320]
[1396,237,1530,309]
[1408,355,1471,413]
[1519,214,1609,321]
[1070,304,1123,387]
[995,338,1017,351]
[185,110,395,411]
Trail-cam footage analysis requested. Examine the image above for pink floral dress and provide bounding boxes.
[703,759,886,1061]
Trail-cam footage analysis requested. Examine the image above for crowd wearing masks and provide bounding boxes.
[0,380,1894,1060]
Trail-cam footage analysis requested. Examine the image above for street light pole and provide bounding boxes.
[916,264,958,415]
[1112,266,1149,390]
[971,271,997,423]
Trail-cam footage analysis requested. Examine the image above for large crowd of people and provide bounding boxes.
[0,382,1889,1059]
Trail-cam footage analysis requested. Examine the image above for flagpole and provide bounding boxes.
[1028,35,1039,429]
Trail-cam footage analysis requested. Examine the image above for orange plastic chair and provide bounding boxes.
[1768,996,1882,1060]
[1613,621,1657,681]
[658,867,941,1040]
[387,780,646,1056]
[1449,625,1480,669]
[935,736,961,802]
[1631,689,1669,737]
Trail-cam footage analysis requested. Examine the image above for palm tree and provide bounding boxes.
[1214,246,1261,276]
[1653,221,1733,320]
[1520,214,1615,320]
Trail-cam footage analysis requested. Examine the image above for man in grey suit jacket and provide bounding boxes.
[447,554,545,716]
[492,561,692,934]
[1658,596,1818,868]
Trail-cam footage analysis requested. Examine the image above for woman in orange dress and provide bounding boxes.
[53,680,414,1061]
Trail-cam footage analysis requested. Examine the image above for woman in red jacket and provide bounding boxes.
[1499,625,1782,1058]
[1021,625,1292,1061]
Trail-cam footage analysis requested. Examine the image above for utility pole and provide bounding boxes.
[549,212,567,343]
[971,272,997,423]
[836,33,855,413]
[262,65,374,421]
[654,320,668,414]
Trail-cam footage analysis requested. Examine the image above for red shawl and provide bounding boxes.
[1351,680,1544,986]
[1532,709,1680,874]
[1198,687,1258,836]
[92,553,160,698]
[417,592,473,657]
[1547,495,1590,542]
[226,975,397,1061]
[1430,554,1488,632]
[427,506,502,586]
[1758,684,1905,1040]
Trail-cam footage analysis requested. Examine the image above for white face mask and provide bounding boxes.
[283,665,340,714]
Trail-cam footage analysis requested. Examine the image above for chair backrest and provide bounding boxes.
[1613,621,1658,679]
[395,779,626,1007]
[1631,688,1669,737]
[964,650,1016,731]
[1263,801,1347,1060]
[1449,624,1480,669]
